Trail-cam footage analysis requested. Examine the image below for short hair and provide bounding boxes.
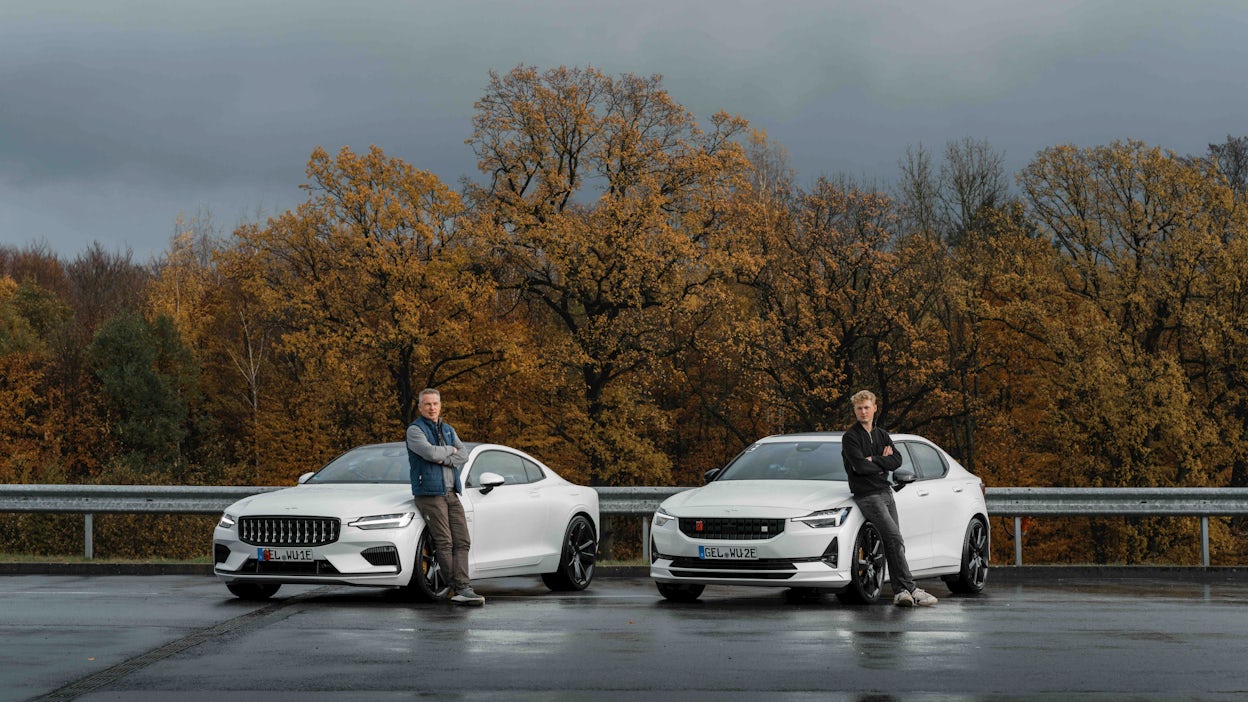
[418,388,441,402]
[850,389,877,406]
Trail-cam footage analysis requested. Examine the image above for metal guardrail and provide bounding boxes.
[2,485,1246,566]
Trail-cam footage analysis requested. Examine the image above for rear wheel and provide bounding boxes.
[226,582,281,600]
[401,529,445,602]
[542,514,598,591]
[943,518,989,594]
[836,523,885,604]
[656,582,705,602]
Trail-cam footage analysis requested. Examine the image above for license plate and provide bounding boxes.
[257,547,315,562]
[698,545,758,560]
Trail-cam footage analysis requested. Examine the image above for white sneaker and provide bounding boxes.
[911,588,938,606]
[893,590,915,607]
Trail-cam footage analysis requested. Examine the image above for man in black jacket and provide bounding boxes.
[841,389,937,607]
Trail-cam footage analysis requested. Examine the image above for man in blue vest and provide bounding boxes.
[407,387,484,605]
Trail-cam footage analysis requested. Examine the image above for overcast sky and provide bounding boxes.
[2,0,1245,263]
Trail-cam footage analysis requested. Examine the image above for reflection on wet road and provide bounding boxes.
[3,573,1246,701]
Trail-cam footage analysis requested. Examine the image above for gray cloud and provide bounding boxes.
[1,0,1244,260]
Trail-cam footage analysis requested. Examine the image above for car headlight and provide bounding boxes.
[348,512,415,530]
[792,507,852,529]
[217,513,236,529]
[653,507,675,528]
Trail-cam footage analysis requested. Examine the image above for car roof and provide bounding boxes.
[755,431,930,443]
[353,441,487,452]
[754,432,844,443]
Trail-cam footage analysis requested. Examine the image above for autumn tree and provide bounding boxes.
[0,277,71,482]
[893,139,1020,468]
[464,65,751,485]
[1016,140,1247,563]
[222,145,516,479]
[726,173,955,439]
[1206,135,1248,199]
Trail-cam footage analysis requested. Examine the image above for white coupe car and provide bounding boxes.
[213,442,599,600]
[649,432,989,603]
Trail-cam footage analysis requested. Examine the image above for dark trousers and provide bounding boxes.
[415,491,472,590]
[853,490,916,594]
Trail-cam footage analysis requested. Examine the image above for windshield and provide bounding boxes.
[716,441,848,481]
[306,445,410,484]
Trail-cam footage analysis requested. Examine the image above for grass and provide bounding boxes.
[0,553,213,564]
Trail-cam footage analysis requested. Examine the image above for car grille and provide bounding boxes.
[239,516,340,546]
[678,517,785,540]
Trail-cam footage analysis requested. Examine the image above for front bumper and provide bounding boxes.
[212,524,418,588]
[649,523,851,589]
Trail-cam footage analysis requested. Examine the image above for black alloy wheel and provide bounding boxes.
[943,518,989,594]
[402,529,446,602]
[542,514,598,591]
[836,522,885,604]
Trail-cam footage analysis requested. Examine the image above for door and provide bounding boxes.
[897,440,965,571]
[461,449,553,574]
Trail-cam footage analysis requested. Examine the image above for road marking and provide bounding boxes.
[29,587,332,702]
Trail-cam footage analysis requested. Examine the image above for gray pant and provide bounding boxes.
[415,491,472,590]
[853,490,915,594]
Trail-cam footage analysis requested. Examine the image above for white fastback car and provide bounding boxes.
[214,442,599,600]
[649,432,989,603]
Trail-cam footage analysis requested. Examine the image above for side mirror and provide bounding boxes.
[297,471,315,484]
[891,466,917,491]
[479,471,506,494]
[703,468,721,484]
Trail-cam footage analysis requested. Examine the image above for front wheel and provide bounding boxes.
[226,582,281,600]
[836,522,885,605]
[943,518,989,594]
[401,529,446,602]
[542,514,598,591]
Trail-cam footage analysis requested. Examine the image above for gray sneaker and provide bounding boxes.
[893,589,915,607]
[911,588,938,606]
[451,586,485,606]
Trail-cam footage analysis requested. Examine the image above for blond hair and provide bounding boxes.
[850,389,877,406]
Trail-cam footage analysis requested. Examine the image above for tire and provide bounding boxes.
[542,514,598,591]
[226,582,281,601]
[401,528,446,602]
[943,518,989,594]
[656,582,705,602]
[836,522,885,604]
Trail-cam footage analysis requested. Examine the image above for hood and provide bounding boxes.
[224,483,416,519]
[658,480,854,518]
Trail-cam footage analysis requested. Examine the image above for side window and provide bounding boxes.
[890,442,915,478]
[467,450,531,487]
[902,441,947,480]
[522,458,546,483]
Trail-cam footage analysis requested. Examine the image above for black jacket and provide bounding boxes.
[842,423,903,496]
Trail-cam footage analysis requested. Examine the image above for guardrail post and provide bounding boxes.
[84,513,94,560]
[1014,516,1023,566]
[641,518,650,563]
[1201,517,1209,567]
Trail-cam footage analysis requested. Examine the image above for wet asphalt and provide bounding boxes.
[3,568,1247,701]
